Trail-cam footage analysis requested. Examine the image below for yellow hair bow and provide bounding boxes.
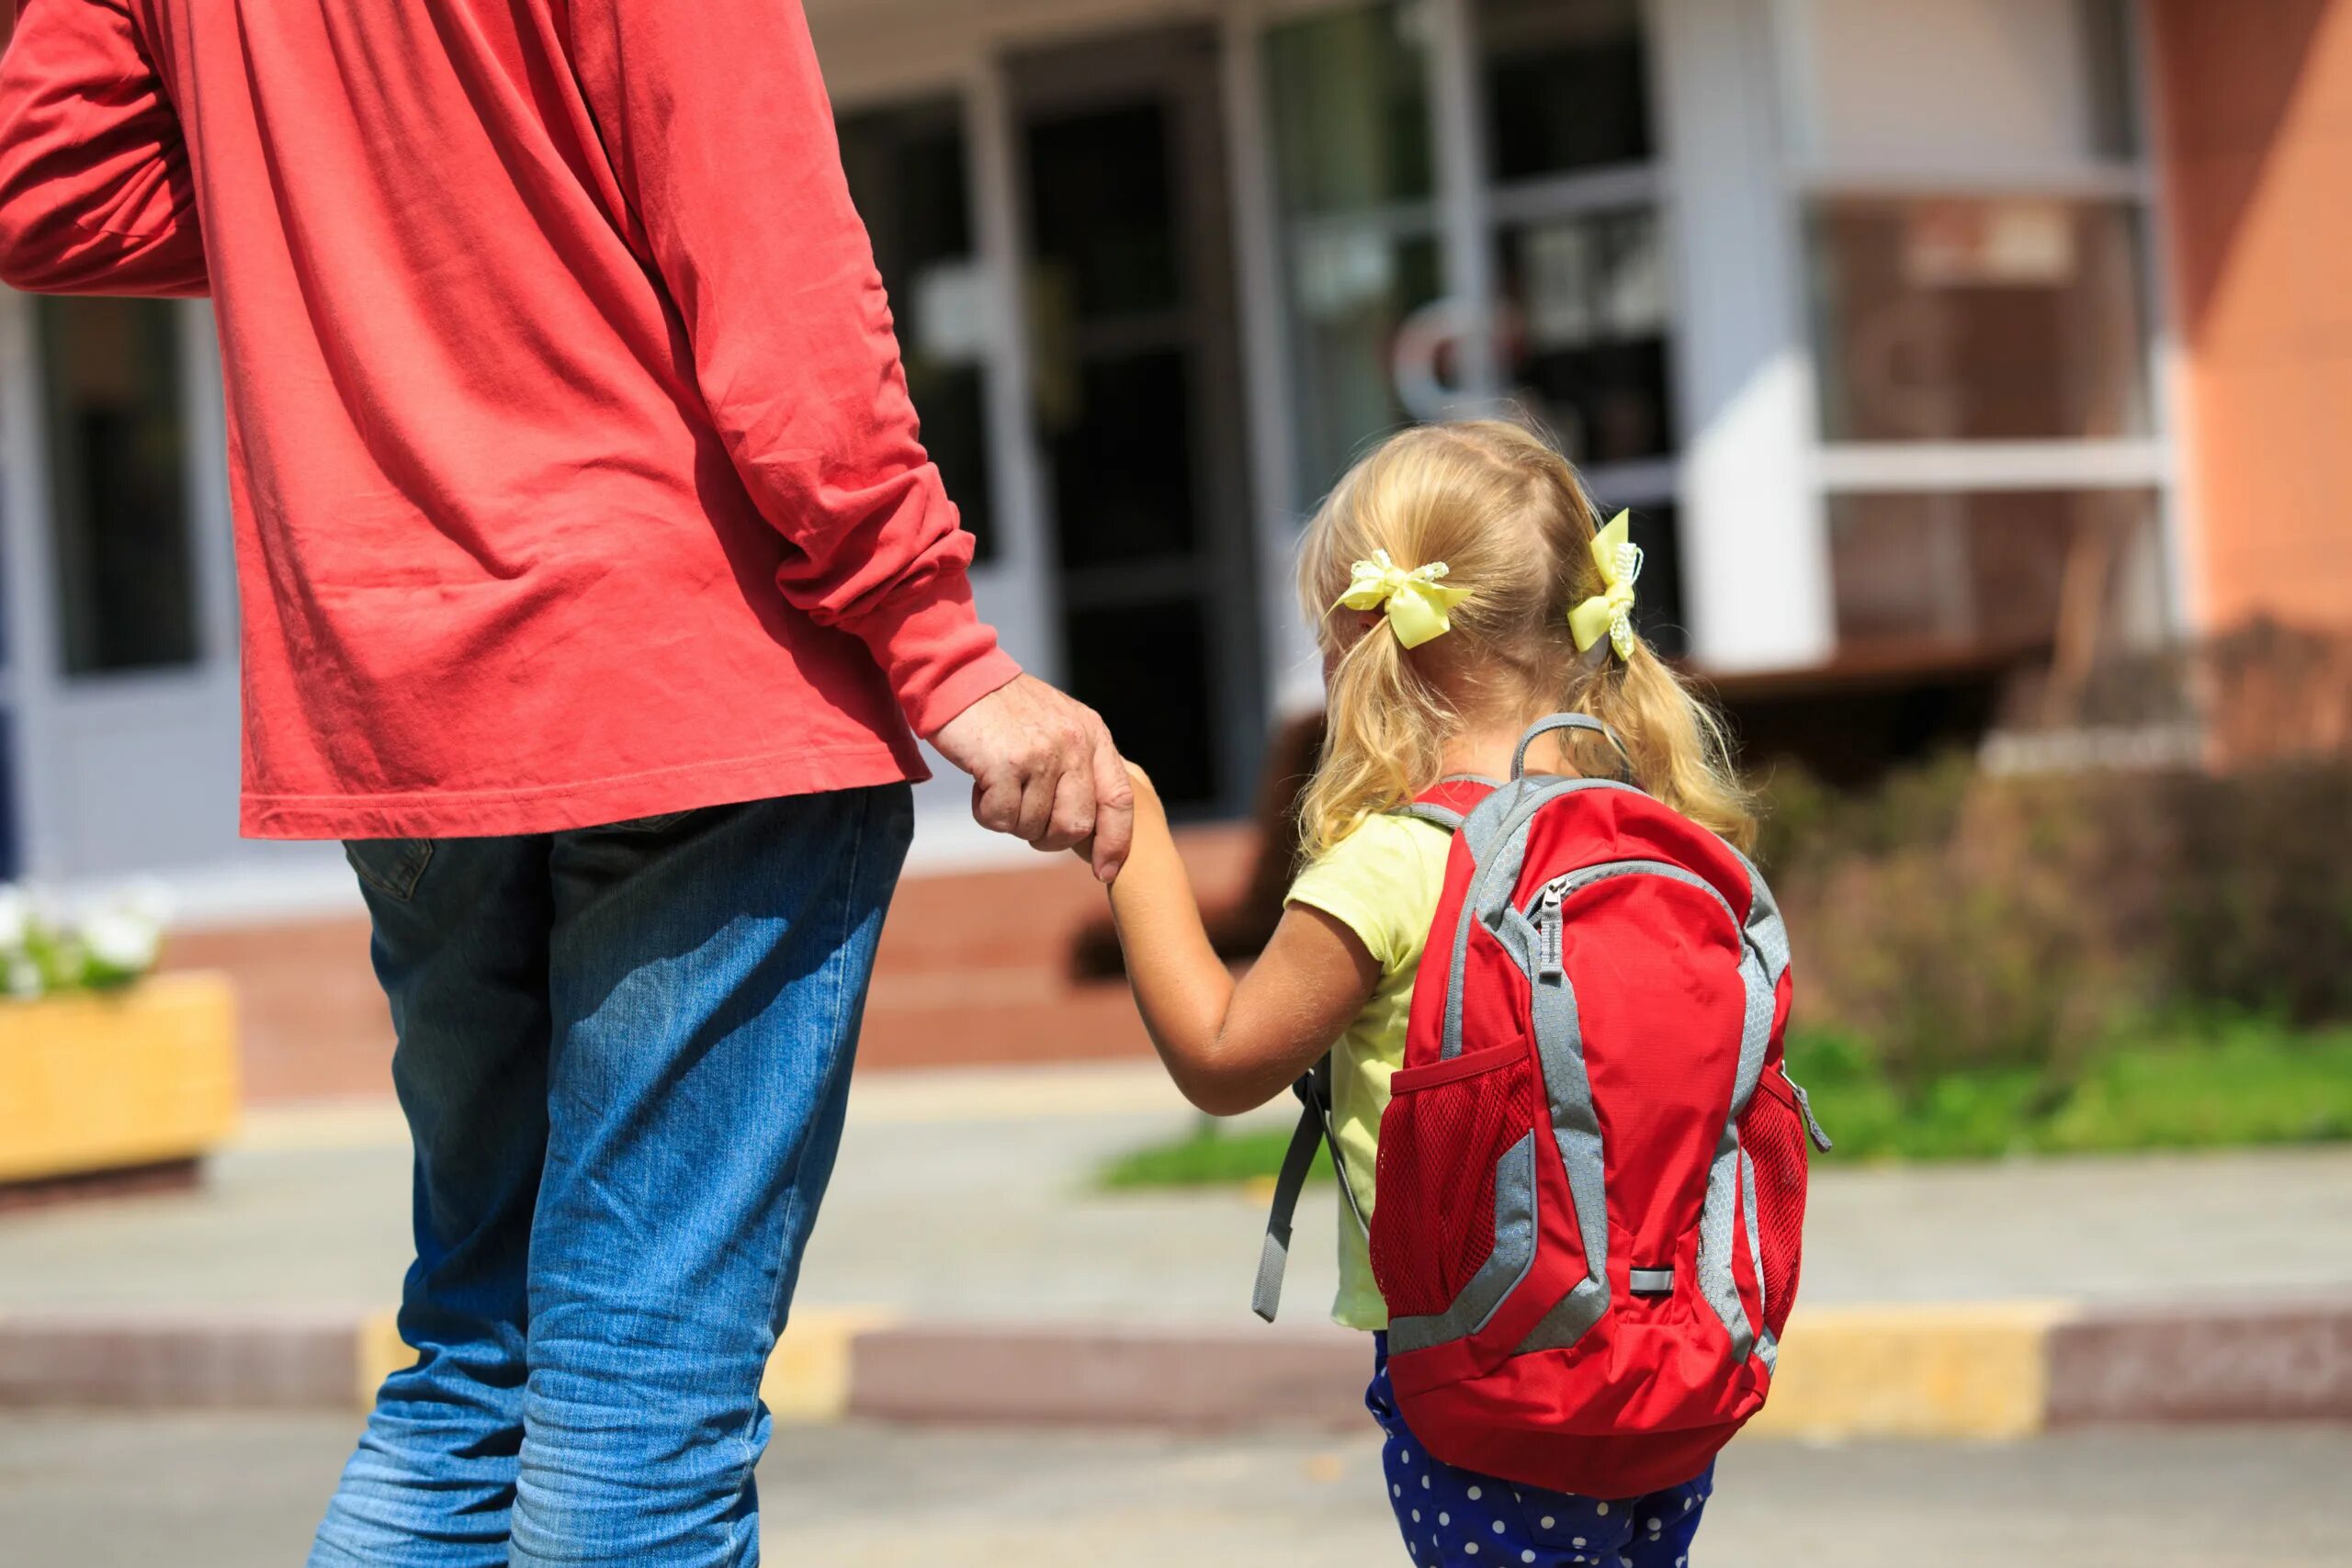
[1566,512,1644,661]
[1336,550,1472,649]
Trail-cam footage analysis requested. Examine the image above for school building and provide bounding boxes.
[3,0,2348,916]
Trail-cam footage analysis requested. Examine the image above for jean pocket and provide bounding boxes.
[595,809,694,834]
[343,838,435,902]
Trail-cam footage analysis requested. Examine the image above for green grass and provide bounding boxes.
[1788,1016,2352,1160]
[1100,1123,1333,1190]
[1098,1016,2352,1189]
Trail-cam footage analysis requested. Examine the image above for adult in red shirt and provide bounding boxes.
[0,2,1131,1562]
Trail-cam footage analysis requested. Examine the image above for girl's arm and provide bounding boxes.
[1106,770,1379,1116]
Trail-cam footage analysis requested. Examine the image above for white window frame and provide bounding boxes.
[1434,0,1683,512]
[1772,0,2188,648]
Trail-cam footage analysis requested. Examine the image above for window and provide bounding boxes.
[1828,489,2165,655]
[1476,0,1682,651]
[39,298,198,676]
[1498,207,1673,466]
[1481,0,1654,179]
[1265,1,1442,502]
[837,100,998,561]
[1785,0,2167,658]
[1479,0,1672,470]
[1808,197,2153,443]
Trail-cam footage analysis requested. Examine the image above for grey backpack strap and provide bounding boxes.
[1511,713,1633,780]
[1394,800,1467,833]
[1251,1055,1367,1323]
[1391,777,1492,834]
[1256,793,1476,1322]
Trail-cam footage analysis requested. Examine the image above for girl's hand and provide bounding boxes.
[1078,761,1160,874]
[1091,754,1377,1115]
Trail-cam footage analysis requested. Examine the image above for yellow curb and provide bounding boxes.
[1749,1300,2077,1441]
[762,1307,901,1424]
[356,1308,416,1409]
[355,1304,899,1421]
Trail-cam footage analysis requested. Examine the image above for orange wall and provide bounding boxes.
[2151,0,2352,631]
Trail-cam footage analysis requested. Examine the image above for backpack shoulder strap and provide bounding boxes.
[1253,777,1493,1322]
[1252,1055,1367,1323]
[1392,774,1498,835]
[1394,800,1466,832]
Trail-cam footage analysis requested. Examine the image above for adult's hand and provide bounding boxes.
[931,674,1135,883]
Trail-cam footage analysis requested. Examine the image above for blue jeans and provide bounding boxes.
[311,787,913,1568]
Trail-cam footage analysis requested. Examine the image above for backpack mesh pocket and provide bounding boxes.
[1738,1069,1811,1341]
[1371,1043,1539,1322]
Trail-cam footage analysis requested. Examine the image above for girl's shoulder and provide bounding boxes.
[1301,809,1453,882]
[1346,807,1455,857]
[1286,810,1453,976]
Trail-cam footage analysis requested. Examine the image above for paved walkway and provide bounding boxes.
[8,1062,2352,1322]
[5,1413,2348,1567]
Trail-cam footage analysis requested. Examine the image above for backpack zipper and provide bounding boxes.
[1526,859,1736,988]
[1535,884,1565,981]
[1791,1080,1834,1153]
[1524,861,1826,1146]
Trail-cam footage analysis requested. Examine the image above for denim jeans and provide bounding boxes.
[311,786,913,1567]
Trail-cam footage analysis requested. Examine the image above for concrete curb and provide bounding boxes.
[0,1306,367,1410]
[6,1300,2348,1438]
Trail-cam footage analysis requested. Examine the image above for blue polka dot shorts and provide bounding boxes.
[1369,1336,1712,1568]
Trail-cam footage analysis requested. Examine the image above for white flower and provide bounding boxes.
[4,954,41,998]
[80,909,161,975]
[0,886,28,952]
[119,878,174,931]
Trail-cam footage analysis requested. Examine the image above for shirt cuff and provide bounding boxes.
[840,564,1023,737]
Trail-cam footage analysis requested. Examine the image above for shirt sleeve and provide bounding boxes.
[563,0,1018,737]
[1286,817,1442,979]
[0,0,207,298]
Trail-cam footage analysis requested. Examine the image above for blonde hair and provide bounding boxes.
[1296,420,1757,858]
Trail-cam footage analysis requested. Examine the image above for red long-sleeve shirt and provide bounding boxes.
[0,0,1019,838]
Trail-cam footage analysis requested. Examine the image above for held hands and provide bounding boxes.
[1075,761,1162,880]
[931,673,1135,883]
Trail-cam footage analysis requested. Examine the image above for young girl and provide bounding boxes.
[1092,420,1757,1566]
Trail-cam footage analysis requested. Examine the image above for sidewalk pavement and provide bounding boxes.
[5,1063,2350,1433]
[12,1415,2352,1567]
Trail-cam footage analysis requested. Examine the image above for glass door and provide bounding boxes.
[1011,26,1262,814]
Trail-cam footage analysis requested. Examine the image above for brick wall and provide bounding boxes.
[2150,0,2352,632]
[164,826,1257,1103]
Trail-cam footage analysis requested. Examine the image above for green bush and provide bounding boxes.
[1760,747,2352,1091]
[1763,760,2146,1092]
[2158,761,2352,1024]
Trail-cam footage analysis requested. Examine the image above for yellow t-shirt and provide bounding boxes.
[1283,812,1453,1330]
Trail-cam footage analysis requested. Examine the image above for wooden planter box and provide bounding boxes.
[0,972,239,1186]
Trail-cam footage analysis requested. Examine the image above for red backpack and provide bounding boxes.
[1256,714,1829,1498]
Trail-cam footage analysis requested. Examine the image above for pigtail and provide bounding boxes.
[1302,606,1453,858]
[1577,644,1757,852]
